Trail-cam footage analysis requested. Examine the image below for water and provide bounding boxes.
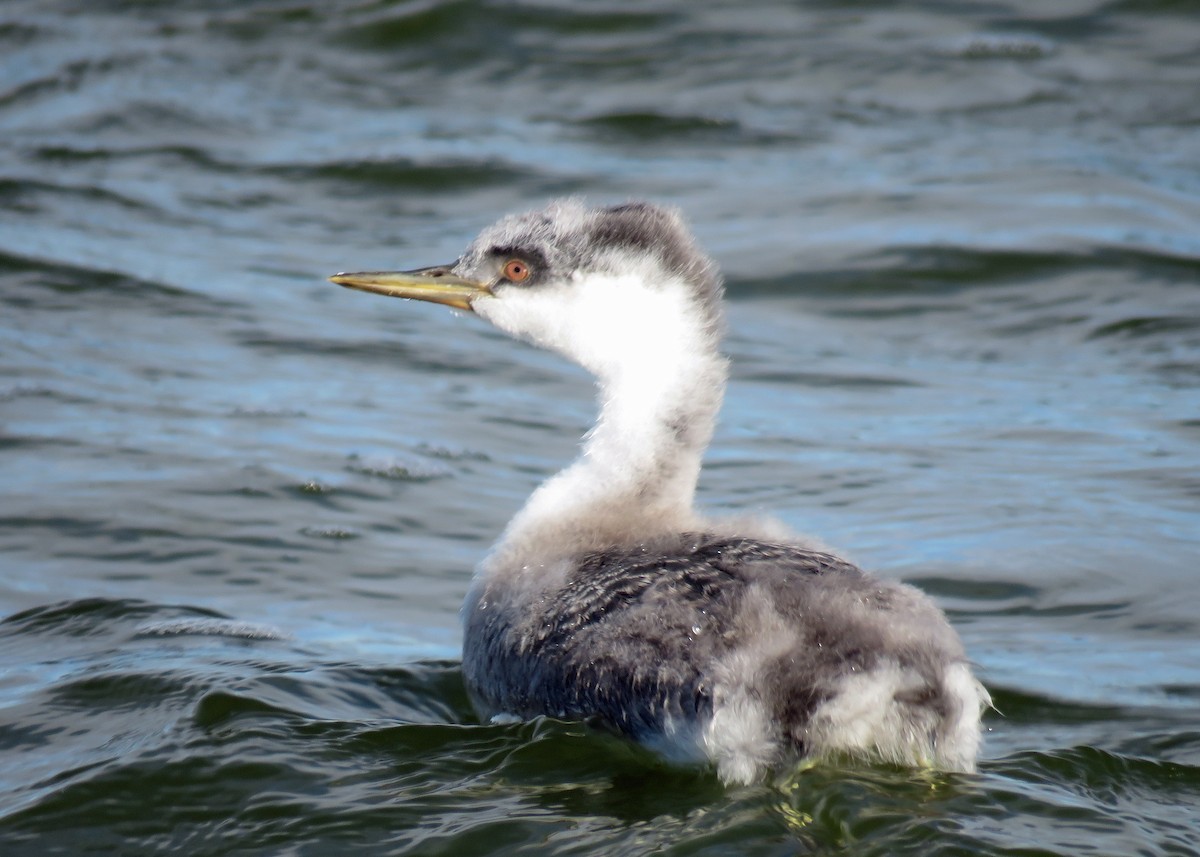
[2,0,1199,853]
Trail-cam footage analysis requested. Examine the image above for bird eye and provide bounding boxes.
[502,259,531,282]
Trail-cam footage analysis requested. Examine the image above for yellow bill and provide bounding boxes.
[329,266,491,311]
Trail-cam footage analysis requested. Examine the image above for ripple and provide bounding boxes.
[346,453,452,482]
[336,1,670,51]
[943,32,1057,60]
[0,249,239,317]
[730,247,1200,300]
[134,618,288,641]
[577,111,743,142]
[986,685,1129,726]
[268,157,533,192]
[299,525,360,540]
[1087,314,1200,340]
[0,597,220,639]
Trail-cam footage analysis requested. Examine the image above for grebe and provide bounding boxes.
[331,199,988,784]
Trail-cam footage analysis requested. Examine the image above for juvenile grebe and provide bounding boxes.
[331,200,988,784]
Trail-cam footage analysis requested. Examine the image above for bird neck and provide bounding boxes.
[486,337,728,572]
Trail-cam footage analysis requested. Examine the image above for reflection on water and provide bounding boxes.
[2,1,1199,854]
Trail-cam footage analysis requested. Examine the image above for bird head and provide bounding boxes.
[331,199,724,378]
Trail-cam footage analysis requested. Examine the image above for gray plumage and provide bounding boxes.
[332,199,989,784]
[456,200,724,331]
[465,533,962,742]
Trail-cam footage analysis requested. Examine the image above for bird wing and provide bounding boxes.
[482,534,864,739]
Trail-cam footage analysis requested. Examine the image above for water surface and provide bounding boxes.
[2,1,1199,854]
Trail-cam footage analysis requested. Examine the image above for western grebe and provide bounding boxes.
[330,199,988,784]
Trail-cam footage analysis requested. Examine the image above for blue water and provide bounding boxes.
[2,1,1200,854]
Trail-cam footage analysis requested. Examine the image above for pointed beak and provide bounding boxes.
[329,266,492,312]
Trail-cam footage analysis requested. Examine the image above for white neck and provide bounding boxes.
[475,270,727,570]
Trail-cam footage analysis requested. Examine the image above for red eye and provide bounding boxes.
[502,259,531,282]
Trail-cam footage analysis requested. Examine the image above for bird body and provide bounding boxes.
[332,200,988,784]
